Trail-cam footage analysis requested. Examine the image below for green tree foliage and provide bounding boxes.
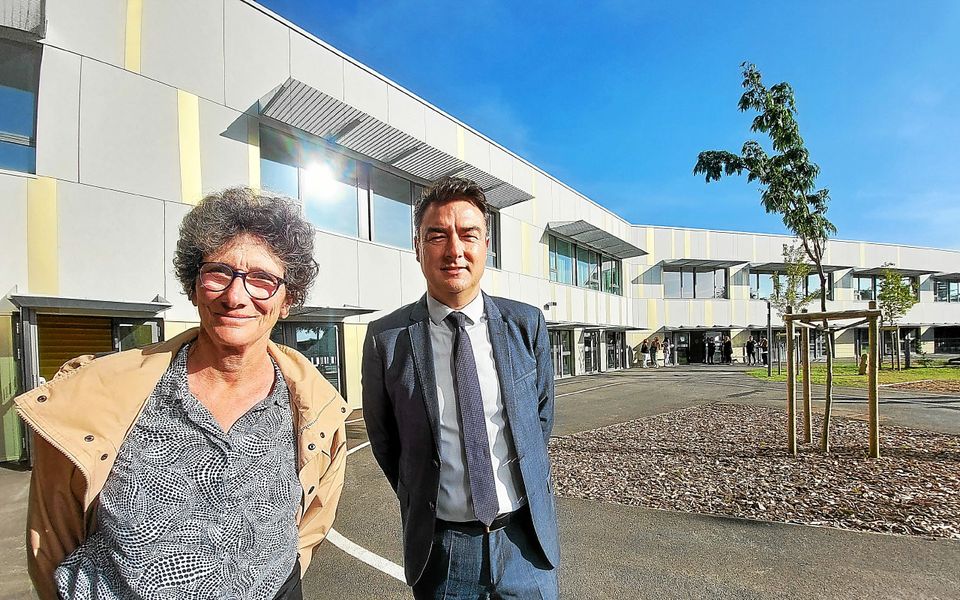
[693,62,836,312]
[877,267,919,327]
[769,242,820,318]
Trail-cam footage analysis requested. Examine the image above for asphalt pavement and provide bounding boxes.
[3,365,959,599]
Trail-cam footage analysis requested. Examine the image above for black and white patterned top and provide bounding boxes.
[55,344,302,600]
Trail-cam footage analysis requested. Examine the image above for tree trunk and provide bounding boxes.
[816,265,834,454]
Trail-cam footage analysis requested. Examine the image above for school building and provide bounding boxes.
[1,0,958,461]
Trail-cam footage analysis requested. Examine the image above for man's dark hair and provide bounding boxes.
[414,176,490,238]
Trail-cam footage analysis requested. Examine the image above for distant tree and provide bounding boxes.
[768,242,819,319]
[694,62,840,452]
[877,266,919,370]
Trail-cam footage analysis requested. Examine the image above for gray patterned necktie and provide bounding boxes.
[446,311,499,526]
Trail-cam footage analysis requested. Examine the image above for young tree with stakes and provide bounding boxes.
[694,62,840,452]
[877,266,919,370]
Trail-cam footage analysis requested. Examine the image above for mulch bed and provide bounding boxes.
[549,404,960,539]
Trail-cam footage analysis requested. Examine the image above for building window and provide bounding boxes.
[371,167,413,249]
[935,279,960,303]
[548,235,622,294]
[854,275,876,301]
[576,247,600,291]
[805,273,834,301]
[749,272,774,299]
[486,210,500,268]
[665,267,727,299]
[549,236,574,285]
[0,39,40,173]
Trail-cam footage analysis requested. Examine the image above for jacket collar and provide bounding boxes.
[15,327,338,507]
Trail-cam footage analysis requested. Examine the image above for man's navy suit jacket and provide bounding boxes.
[362,292,559,585]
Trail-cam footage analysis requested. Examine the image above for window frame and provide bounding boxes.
[547,234,622,295]
[664,266,728,299]
[0,38,41,174]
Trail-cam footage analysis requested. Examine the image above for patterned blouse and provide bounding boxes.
[55,344,302,599]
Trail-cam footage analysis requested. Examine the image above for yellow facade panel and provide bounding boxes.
[177,90,203,205]
[124,0,143,73]
[27,177,59,295]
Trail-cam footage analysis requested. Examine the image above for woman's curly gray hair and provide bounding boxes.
[173,187,318,307]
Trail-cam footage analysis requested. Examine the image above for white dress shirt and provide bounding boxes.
[426,293,525,522]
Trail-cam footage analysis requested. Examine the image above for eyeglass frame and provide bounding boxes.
[197,261,288,300]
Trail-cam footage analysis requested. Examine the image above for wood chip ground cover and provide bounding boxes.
[549,403,960,539]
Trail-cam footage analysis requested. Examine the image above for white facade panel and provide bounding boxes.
[198,101,251,195]
[343,62,389,123]
[44,0,125,68]
[461,129,489,172]
[387,88,426,141]
[35,46,81,182]
[162,201,197,322]
[141,0,225,103]
[424,110,458,158]
[58,184,165,302]
[0,175,28,294]
[488,146,512,185]
[310,233,360,309]
[357,243,402,311]
[224,0,289,113]
[399,251,427,305]
[79,60,180,202]
[290,32,345,101]
[498,214,522,275]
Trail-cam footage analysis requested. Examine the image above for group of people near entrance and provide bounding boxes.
[16,178,559,599]
[640,336,672,367]
[745,336,770,365]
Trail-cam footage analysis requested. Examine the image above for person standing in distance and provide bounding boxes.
[362,177,559,598]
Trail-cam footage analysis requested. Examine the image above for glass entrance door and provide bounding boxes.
[549,330,573,377]
[583,331,600,373]
[606,331,626,370]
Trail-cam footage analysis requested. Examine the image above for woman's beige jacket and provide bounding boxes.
[15,328,348,600]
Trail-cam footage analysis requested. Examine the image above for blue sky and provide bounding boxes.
[258,0,960,250]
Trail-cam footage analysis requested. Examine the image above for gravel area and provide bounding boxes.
[549,403,960,539]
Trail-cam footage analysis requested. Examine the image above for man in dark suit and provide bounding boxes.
[362,177,559,598]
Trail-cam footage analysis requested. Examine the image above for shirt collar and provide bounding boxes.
[426,291,485,327]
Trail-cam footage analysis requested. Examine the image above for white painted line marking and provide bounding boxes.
[345,417,364,424]
[326,528,406,582]
[556,381,627,398]
[347,441,371,455]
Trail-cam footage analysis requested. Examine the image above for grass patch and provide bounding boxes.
[747,361,960,387]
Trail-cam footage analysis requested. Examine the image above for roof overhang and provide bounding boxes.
[750,262,849,273]
[853,266,934,277]
[259,78,533,210]
[286,305,377,321]
[9,294,171,317]
[661,325,750,331]
[934,272,960,280]
[546,220,646,259]
[662,258,747,269]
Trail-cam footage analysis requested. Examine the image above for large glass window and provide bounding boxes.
[804,273,834,300]
[0,39,41,173]
[665,267,727,299]
[301,148,359,237]
[576,247,600,290]
[260,126,300,199]
[749,272,775,299]
[548,235,621,294]
[601,256,621,294]
[854,275,876,301]
[549,236,574,285]
[371,167,413,249]
[934,279,960,303]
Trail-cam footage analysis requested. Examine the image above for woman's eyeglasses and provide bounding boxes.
[198,262,286,300]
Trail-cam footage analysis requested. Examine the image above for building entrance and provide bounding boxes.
[271,322,343,394]
[583,330,601,374]
[549,329,574,377]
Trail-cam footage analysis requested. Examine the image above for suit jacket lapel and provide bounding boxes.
[408,296,442,451]
[483,293,518,428]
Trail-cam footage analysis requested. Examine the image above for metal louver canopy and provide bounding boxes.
[750,262,849,273]
[852,266,936,277]
[259,78,534,210]
[662,258,747,269]
[546,220,646,259]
